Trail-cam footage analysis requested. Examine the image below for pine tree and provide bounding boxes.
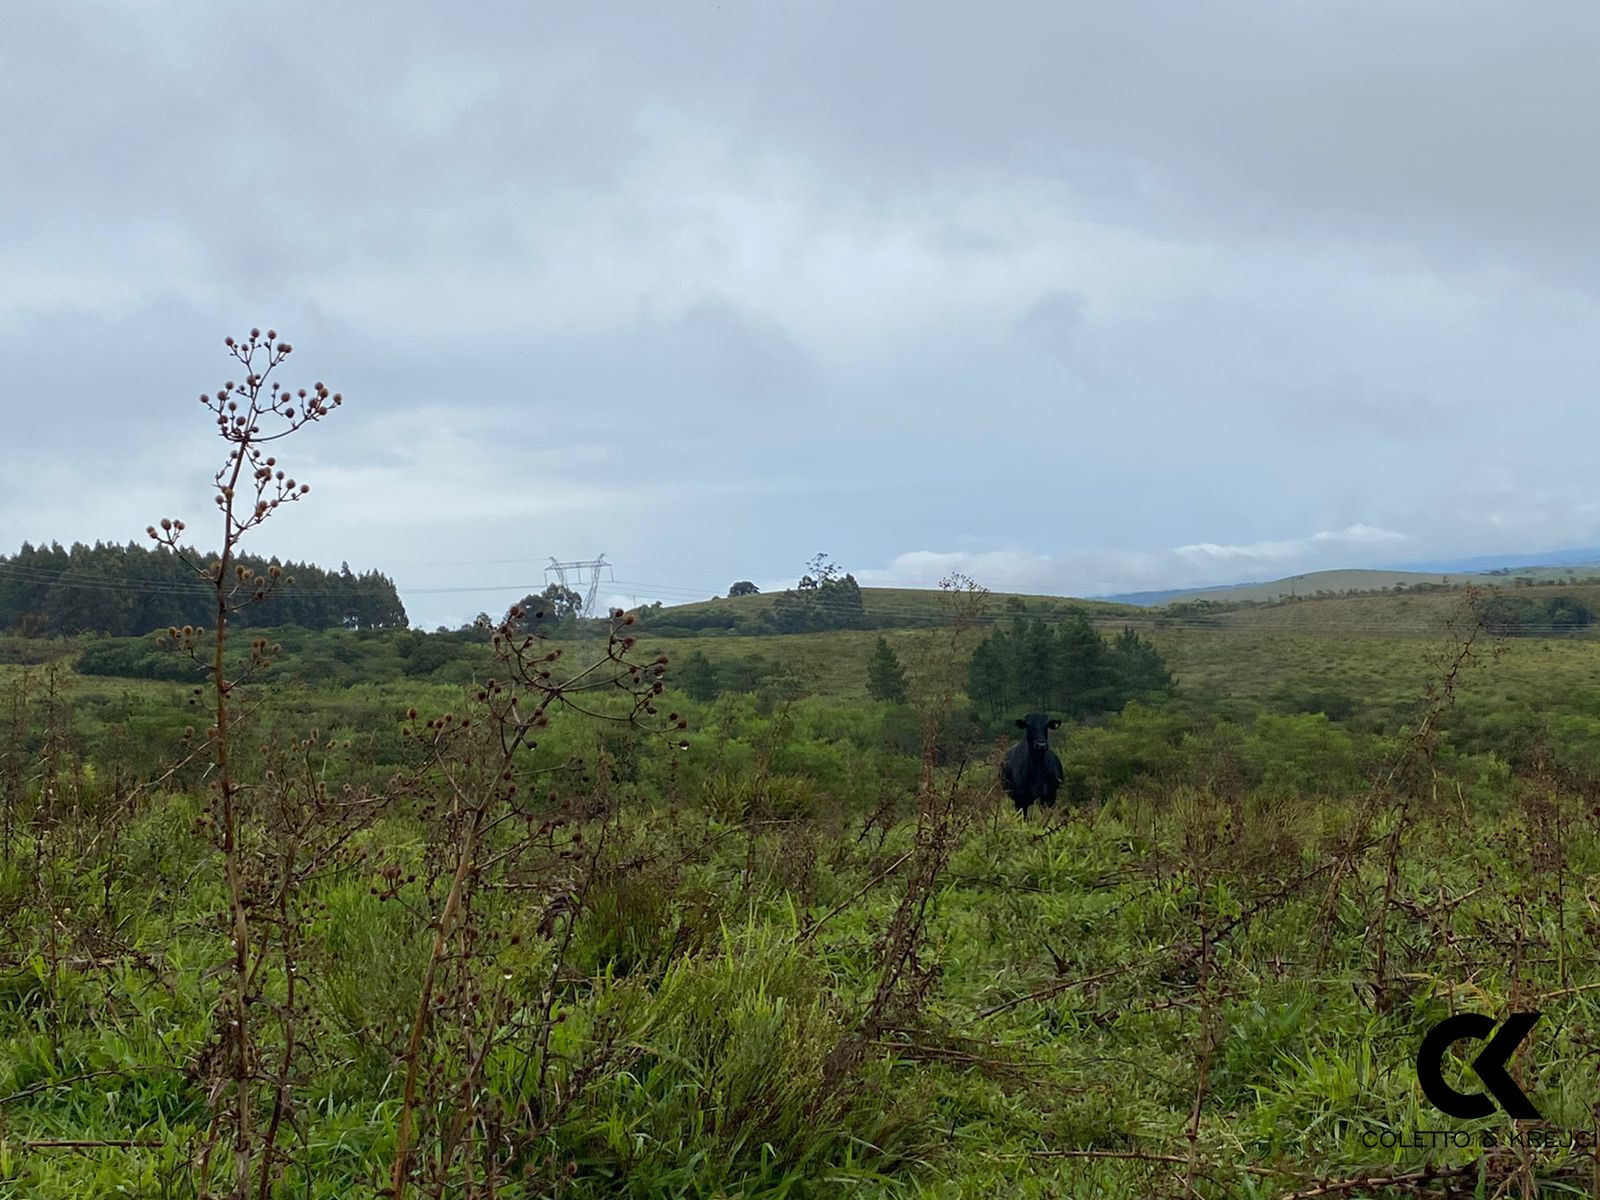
[966,635,1008,720]
[1110,626,1173,694]
[675,650,721,701]
[965,610,1173,730]
[867,636,909,704]
[1053,611,1119,719]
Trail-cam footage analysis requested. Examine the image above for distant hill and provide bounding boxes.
[1108,569,1463,607]
[640,546,1600,629]
[1390,546,1600,574]
[1104,557,1600,607]
[655,586,1140,627]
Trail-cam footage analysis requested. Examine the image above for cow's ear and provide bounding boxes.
[1015,718,1027,728]
[1048,719,1062,729]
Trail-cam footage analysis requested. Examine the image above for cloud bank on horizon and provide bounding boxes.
[7,2,1600,625]
[847,524,1407,596]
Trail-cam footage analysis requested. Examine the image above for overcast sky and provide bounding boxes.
[7,1,1600,626]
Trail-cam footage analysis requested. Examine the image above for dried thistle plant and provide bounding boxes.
[383,607,679,1197]
[147,329,344,1200]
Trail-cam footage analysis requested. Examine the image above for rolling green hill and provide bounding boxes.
[655,584,1142,624]
[1151,567,1463,604]
[1112,563,1600,607]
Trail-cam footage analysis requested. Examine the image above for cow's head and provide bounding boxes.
[1015,712,1062,750]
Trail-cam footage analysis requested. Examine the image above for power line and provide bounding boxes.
[545,555,613,619]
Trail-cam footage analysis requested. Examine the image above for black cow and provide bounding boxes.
[1000,712,1063,817]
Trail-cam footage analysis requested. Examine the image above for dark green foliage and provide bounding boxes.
[1109,625,1173,695]
[766,560,868,634]
[77,638,206,682]
[755,665,806,707]
[632,601,741,637]
[717,653,779,694]
[1274,687,1358,722]
[1479,594,1596,636]
[727,580,760,597]
[866,637,908,704]
[675,650,721,701]
[509,583,586,637]
[0,541,407,636]
[398,632,466,677]
[76,626,487,687]
[966,613,1172,725]
[1156,598,1228,625]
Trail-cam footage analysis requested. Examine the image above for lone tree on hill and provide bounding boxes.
[768,554,867,633]
[508,582,584,636]
[728,580,760,597]
[867,636,909,704]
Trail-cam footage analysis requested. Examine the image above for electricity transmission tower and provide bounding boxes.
[545,554,613,618]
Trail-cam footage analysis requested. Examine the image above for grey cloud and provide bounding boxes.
[9,1,1600,628]
[1015,290,1086,363]
[1273,371,1457,438]
[14,1,1600,292]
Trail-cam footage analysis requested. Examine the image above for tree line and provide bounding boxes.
[0,541,408,636]
[634,555,874,637]
[1478,593,1596,636]
[966,611,1173,726]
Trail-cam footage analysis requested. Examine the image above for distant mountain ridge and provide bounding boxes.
[1387,546,1600,574]
[1100,545,1600,607]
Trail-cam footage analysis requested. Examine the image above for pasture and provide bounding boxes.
[3,592,1600,1197]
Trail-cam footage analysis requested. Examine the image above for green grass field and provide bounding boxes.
[4,584,1600,1197]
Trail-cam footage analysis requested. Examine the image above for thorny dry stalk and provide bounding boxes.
[148,328,342,1198]
[126,330,687,1199]
[384,603,677,1197]
[1182,906,1213,1199]
[830,574,991,1085]
[1315,589,1488,975]
[0,667,30,860]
